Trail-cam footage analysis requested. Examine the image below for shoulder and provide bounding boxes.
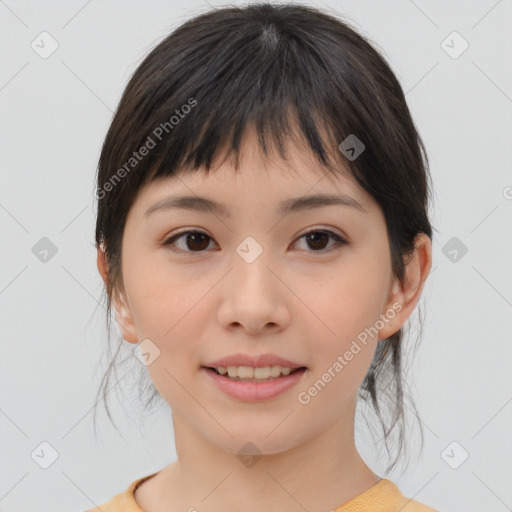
[82,492,129,512]
[81,472,159,512]
[398,499,440,512]
[390,479,440,512]
[334,478,440,512]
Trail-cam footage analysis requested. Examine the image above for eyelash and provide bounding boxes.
[162,228,347,255]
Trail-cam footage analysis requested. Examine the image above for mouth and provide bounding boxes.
[202,365,308,383]
[201,365,308,401]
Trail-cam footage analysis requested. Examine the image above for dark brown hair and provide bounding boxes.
[93,2,435,474]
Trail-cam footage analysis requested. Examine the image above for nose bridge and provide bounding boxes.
[217,236,289,332]
[232,236,275,296]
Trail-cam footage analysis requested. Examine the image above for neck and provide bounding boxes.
[153,404,380,512]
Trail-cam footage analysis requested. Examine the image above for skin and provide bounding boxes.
[97,126,432,512]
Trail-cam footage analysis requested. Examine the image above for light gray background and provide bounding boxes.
[1,0,511,511]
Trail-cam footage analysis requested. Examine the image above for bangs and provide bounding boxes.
[97,2,428,251]
[103,4,380,193]
[148,103,346,183]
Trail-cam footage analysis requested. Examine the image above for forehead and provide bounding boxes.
[137,125,368,209]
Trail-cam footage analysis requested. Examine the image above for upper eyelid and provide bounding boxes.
[164,227,347,250]
[166,226,346,240]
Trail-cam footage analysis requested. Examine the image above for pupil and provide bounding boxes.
[307,232,328,250]
[186,232,329,251]
[187,233,209,251]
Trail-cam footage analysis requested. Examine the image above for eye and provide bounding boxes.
[162,228,347,255]
[163,229,216,254]
[295,229,347,253]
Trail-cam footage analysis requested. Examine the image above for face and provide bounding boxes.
[101,128,416,456]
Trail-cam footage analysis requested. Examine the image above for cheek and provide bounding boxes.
[305,265,388,341]
[297,281,380,410]
[297,258,389,386]
[123,248,201,330]
[125,263,207,406]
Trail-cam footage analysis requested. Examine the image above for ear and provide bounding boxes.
[377,233,432,340]
[96,246,139,344]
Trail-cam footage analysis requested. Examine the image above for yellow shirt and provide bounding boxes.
[85,472,439,512]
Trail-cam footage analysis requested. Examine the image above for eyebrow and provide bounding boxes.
[144,193,367,219]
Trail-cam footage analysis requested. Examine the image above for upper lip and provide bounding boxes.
[203,353,306,369]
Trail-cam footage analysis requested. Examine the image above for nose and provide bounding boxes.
[216,253,291,335]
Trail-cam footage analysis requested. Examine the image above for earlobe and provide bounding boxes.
[96,246,139,344]
[378,233,432,340]
[97,245,109,287]
[111,291,139,344]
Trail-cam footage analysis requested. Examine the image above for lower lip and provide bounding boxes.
[201,367,307,402]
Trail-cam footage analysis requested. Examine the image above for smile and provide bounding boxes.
[202,366,307,401]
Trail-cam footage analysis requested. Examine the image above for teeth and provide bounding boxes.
[216,365,299,379]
